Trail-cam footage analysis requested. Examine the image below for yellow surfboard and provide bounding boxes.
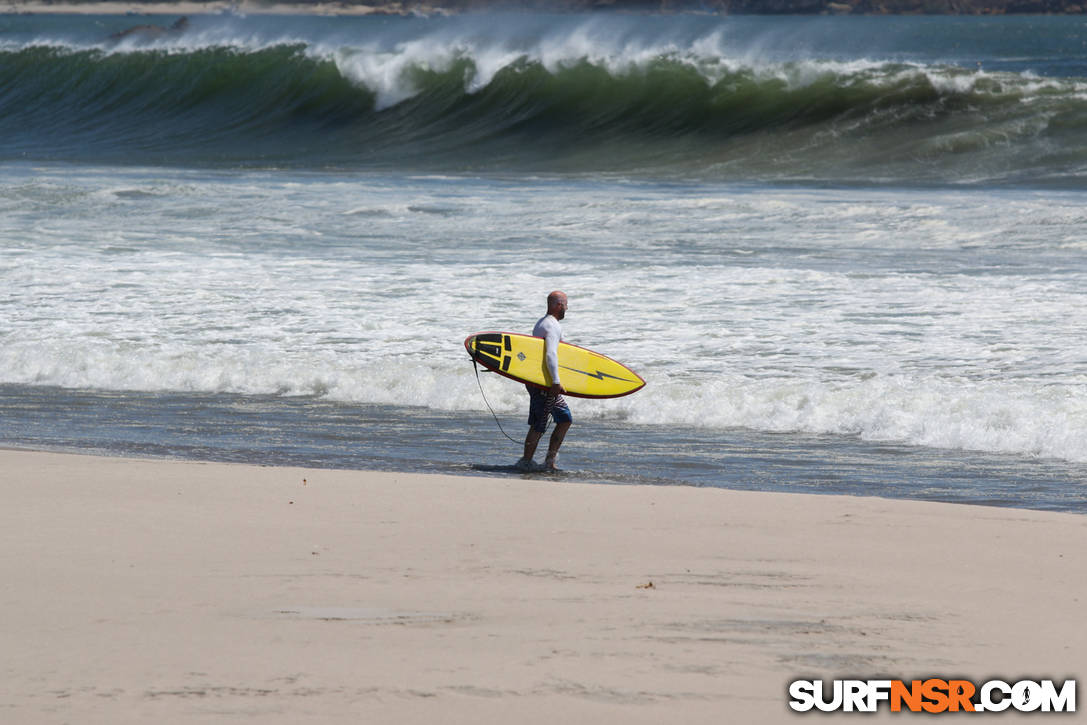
[465,331,645,399]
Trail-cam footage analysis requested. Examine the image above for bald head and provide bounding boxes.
[547,290,568,320]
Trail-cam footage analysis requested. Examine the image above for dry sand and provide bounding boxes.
[0,448,1082,723]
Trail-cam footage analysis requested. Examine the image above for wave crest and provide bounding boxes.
[3,34,1086,182]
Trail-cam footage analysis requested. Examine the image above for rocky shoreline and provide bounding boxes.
[7,0,1086,14]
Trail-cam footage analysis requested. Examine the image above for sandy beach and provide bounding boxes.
[0,448,1081,723]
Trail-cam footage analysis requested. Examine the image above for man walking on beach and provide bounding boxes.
[516,290,572,472]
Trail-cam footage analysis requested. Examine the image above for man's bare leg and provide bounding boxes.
[544,421,571,471]
[517,428,545,470]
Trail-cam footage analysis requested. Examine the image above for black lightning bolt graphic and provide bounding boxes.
[560,365,636,383]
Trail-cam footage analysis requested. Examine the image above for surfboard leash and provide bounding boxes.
[472,358,523,445]
[471,356,521,443]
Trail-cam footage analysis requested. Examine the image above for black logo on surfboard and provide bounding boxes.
[559,364,637,383]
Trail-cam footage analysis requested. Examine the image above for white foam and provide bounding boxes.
[3,167,1087,463]
[604,373,1087,463]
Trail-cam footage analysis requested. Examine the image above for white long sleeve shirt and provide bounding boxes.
[533,314,563,386]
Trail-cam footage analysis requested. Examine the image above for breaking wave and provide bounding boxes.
[4,14,1087,184]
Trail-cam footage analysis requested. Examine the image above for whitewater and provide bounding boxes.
[2,12,1086,511]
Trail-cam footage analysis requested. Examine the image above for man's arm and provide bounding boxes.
[543,321,565,394]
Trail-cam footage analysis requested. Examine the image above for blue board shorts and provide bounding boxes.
[527,385,573,433]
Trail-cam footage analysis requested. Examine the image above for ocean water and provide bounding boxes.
[2,12,1086,512]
